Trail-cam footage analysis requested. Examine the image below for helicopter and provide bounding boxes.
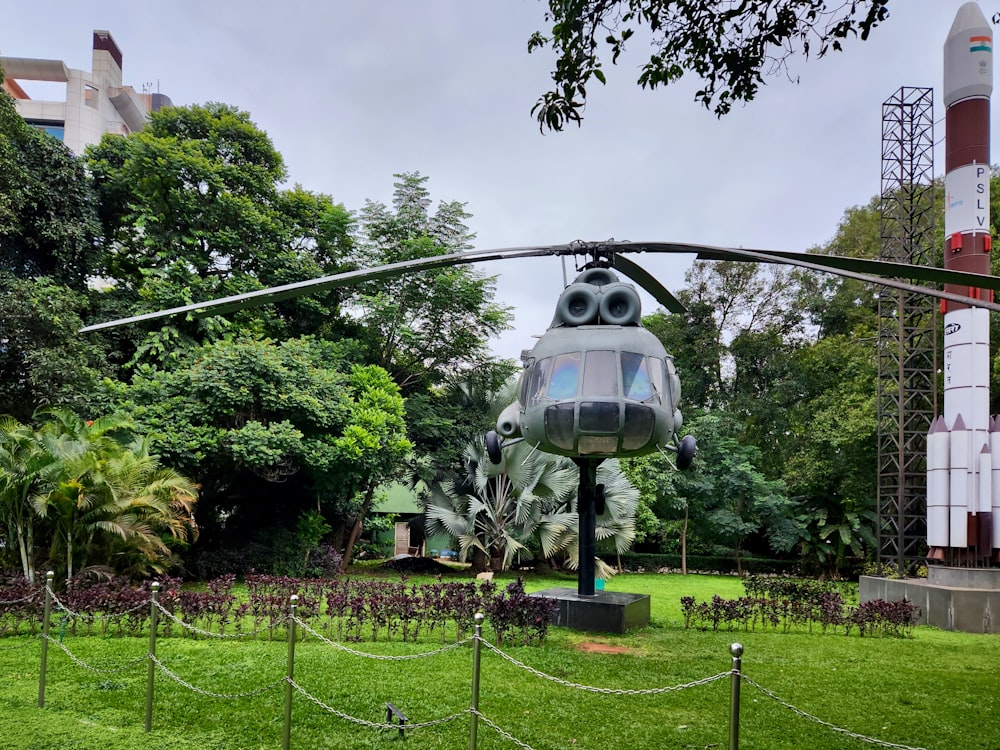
[486,264,696,468]
[81,239,1000,596]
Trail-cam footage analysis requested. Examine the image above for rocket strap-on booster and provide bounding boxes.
[927,1,997,560]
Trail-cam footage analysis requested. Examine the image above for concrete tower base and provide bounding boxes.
[859,566,1000,634]
[531,588,650,634]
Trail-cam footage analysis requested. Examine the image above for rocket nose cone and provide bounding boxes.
[944,1,993,106]
[948,2,991,38]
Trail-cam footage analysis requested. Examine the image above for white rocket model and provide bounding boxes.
[927,2,997,562]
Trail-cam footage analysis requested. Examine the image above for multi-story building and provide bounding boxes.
[1,30,171,154]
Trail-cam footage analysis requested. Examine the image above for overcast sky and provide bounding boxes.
[3,1,995,360]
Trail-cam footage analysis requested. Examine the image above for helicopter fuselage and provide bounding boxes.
[497,324,682,459]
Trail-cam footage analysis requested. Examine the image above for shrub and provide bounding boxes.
[680,577,917,638]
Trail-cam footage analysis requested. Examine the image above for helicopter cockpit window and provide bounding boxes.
[661,357,680,409]
[547,352,581,399]
[582,350,617,397]
[522,357,551,405]
[621,352,654,401]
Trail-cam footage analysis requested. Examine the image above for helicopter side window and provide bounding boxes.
[621,352,654,401]
[522,357,552,405]
[661,357,681,409]
[546,352,581,399]
[647,357,666,403]
[582,350,617,397]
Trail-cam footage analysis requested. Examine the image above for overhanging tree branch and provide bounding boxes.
[529,0,891,131]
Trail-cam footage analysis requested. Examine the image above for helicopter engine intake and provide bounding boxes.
[551,270,643,328]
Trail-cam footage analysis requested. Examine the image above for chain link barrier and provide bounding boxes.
[479,637,730,695]
[152,600,274,640]
[0,636,37,651]
[47,587,149,622]
[41,634,148,675]
[470,708,538,750]
[0,591,40,606]
[741,675,930,750]
[292,616,473,661]
[16,589,944,750]
[287,678,468,731]
[149,654,286,699]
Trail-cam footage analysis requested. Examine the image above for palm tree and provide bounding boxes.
[425,437,639,576]
[426,438,576,572]
[30,409,198,580]
[0,416,53,583]
[95,436,199,576]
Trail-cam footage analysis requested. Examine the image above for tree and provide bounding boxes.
[0,80,100,288]
[631,412,796,571]
[625,452,695,572]
[108,335,410,564]
[336,365,413,570]
[27,409,198,581]
[0,276,109,421]
[353,173,512,394]
[0,416,52,583]
[87,103,355,349]
[425,437,638,576]
[528,0,890,130]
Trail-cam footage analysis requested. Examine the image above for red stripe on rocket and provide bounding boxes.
[927,2,996,560]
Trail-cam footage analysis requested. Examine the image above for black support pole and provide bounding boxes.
[575,459,601,596]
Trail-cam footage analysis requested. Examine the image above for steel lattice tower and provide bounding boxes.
[876,87,938,569]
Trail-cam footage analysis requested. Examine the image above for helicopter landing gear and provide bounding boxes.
[485,430,503,465]
[677,435,697,470]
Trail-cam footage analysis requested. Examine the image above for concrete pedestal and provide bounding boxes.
[859,566,1000,634]
[531,588,650,634]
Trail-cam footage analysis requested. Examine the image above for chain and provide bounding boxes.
[479,639,729,695]
[0,636,37,651]
[741,675,930,750]
[41,634,148,674]
[48,588,149,621]
[0,591,40,605]
[293,616,473,660]
[149,654,286,699]
[153,600,273,639]
[287,678,467,730]
[470,708,538,750]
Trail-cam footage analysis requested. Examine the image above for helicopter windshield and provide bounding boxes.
[547,352,581,399]
[622,352,653,400]
[524,350,672,406]
[583,350,617,396]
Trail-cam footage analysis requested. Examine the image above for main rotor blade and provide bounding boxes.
[610,254,686,313]
[80,237,1000,333]
[609,241,1000,314]
[79,244,577,332]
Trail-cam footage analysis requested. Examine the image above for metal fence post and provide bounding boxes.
[729,642,743,750]
[469,612,484,750]
[283,594,298,750]
[37,571,54,708]
[145,582,160,732]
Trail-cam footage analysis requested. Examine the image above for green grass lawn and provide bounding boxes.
[1,571,998,750]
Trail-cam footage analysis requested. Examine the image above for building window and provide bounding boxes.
[24,120,65,141]
[84,85,99,108]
